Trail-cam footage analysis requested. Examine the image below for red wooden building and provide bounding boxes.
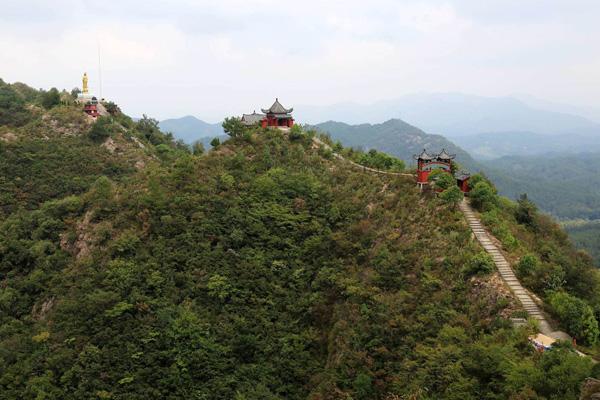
[83,97,99,118]
[241,98,294,128]
[414,149,470,192]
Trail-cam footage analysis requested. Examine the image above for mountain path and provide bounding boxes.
[459,198,573,340]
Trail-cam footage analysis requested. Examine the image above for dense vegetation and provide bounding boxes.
[1,81,599,399]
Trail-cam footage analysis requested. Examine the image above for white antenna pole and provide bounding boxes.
[97,38,103,100]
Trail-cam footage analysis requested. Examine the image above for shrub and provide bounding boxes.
[289,124,303,141]
[210,137,220,148]
[439,185,463,209]
[470,181,497,211]
[88,117,115,142]
[548,291,599,345]
[462,252,495,277]
[516,254,539,278]
[356,149,405,171]
[428,169,455,190]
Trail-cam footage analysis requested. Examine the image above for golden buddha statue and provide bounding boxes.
[82,72,89,94]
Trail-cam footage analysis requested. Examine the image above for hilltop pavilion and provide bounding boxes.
[241,99,294,129]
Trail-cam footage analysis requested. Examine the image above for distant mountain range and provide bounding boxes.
[158,115,224,143]
[160,94,600,151]
[297,93,600,138]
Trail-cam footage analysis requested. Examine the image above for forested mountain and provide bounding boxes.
[314,119,480,171]
[3,80,600,399]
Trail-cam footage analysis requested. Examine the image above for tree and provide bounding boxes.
[192,141,205,156]
[137,114,166,145]
[515,193,538,230]
[440,185,463,209]
[210,137,220,148]
[70,87,81,99]
[104,101,121,115]
[222,117,246,138]
[0,80,29,126]
[41,87,60,109]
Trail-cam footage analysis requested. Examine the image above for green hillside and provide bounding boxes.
[2,83,600,399]
[312,118,600,265]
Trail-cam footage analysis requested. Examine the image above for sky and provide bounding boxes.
[1,0,599,122]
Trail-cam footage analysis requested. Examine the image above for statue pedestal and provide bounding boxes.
[76,93,94,103]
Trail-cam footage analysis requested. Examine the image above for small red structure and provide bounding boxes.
[83,97,99,118]
[241,98,294,129]
[414,149,470,192]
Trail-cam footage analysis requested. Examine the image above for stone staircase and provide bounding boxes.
[459,198,568,338]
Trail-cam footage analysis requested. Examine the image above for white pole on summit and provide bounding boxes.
[97,38,103,100]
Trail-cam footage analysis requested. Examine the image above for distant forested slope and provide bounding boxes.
[483,153,600,220]
[314,119,480,171]
[159,115,224,143]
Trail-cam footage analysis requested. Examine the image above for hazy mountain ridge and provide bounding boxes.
[453,131,600,160]
[159,115,224,143]
[298,93,600,138]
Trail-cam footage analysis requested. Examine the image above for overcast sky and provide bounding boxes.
[1,0,599,121]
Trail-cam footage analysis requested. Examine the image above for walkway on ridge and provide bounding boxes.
[313,136,578,345]
[313,136,416,178]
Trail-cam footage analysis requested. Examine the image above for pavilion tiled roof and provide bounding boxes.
[437,149,456,160]
[454,170,470,181]
[241,111,265,125]
[414,149,434,161]
[261,98,293,115]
